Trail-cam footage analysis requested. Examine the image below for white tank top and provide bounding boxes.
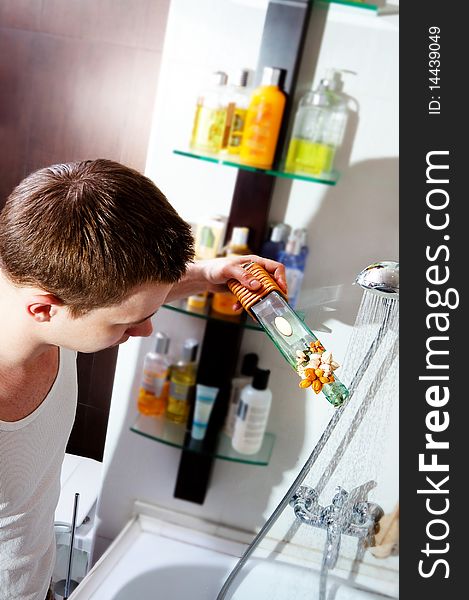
[0,348,78,600]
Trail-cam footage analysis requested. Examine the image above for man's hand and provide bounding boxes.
[166,255,288,307]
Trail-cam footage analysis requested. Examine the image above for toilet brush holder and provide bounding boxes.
[54,493,80,600]
[228,262,349,407]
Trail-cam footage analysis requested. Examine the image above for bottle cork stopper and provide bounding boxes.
[227,262,287,314]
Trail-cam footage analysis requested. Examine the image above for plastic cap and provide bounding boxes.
[261,66,284,87]
[278,223,291,243]
[241,353,259,376]
[212,70,228,86]
[271,223,287,243]
[182,338,199,362]
[252,368,270,391]
[232,68,251,88]
[154,331,170,355]
[231,226,249,247]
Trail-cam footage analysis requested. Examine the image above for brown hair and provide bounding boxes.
[0,159,194,315]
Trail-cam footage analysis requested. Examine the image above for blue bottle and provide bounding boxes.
[260,223,290,261]
[277,236,305,309]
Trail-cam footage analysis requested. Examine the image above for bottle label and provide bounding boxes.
[169,381,190,402]
[142,369,167,396]
[222,102,236,148]
[237,400,269,422]
[191,106,227,152]
[153,373,166,396]
[227,107,248,153]
[243,99,275,154]
[236,398,249,420]
[141,370,155,392]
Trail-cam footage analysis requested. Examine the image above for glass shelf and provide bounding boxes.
[162,299,307,331]
[325,0,397,15]
[162,298,263,331]
[326,0,378,11]
[131,414,275,466]
[173,149,339,186]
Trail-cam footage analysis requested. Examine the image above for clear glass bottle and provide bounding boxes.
[190,71,229,154]
[137,332,171,416]
[239,66,286,169]
[285,69,349,176]
[166,338,199,424]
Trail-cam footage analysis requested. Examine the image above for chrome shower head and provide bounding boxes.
[355,261,399,298]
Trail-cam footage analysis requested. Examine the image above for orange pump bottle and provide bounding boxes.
[239,67,286,169]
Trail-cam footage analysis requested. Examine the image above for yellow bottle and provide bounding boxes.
[166,338,199,424]
[239,66,286,169]
[223,68,252,155]
[190,71,229,155]
[212,227,251,317]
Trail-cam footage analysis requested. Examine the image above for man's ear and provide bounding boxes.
[27,294,63,323]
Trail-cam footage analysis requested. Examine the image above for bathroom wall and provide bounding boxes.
[94,0,399,585]
[0,0,171,460]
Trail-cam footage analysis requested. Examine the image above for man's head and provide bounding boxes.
[0,159,194,317]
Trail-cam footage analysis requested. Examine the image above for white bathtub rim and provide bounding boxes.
[132,500,398,596]
[69,500,398,599]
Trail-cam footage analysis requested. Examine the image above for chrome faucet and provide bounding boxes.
[289,484,384,569]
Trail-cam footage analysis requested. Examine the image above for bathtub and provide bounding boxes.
[69,502,395,600]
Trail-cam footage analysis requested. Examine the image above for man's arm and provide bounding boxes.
[165,255,287,306]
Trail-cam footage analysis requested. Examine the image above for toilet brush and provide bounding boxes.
[54,493,80,600]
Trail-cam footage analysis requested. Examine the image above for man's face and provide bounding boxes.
[51,282,173,353]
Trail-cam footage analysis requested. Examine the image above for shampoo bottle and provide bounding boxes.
[137,332,171,416]
[260,222,289,261]
[231,368,272,455]
[239,66,286,169]
[166,338,199,424]
[223,352,259,437]
[190,70,229,154]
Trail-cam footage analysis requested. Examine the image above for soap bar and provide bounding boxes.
[274,316,292,336]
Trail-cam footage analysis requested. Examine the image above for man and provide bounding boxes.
[0,158,286,600]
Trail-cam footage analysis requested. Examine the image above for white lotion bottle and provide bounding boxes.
[232,368,272,455]
[223,352,259,437]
